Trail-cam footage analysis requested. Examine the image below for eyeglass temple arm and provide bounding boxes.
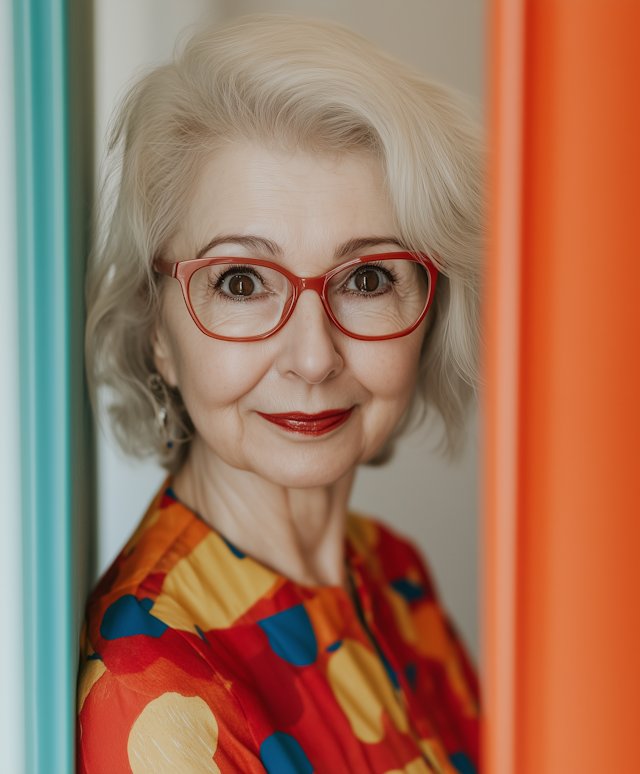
[154,258,176,278]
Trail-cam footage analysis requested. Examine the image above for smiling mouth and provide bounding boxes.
[257,408,354,436]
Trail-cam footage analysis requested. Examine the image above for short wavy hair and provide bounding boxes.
[86,14,483,472]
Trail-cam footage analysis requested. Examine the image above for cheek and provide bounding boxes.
[166,309,273,415]
[345,333,423,407]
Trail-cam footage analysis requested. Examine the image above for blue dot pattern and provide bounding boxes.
[260,731,314,774]
[404,662,417,691]
[257,604,318,666]
[450,751,478,774]
[222,535,245,559]
[100,595,168,640]
[79,485,481,773]
[379,646,400,690]
[389,577,425,601]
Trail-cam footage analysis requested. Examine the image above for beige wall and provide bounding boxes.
[95,0,484,658]
[220,0,484,106]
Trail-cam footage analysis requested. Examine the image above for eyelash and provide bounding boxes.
[344,261,398,287]
[206,260,399,295]
[209,265,264,290]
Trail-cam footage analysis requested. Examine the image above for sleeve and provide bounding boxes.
[76,635,267,774]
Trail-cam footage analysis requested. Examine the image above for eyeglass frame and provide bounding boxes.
[153,250,438,342]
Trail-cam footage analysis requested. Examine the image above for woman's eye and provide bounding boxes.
[220,271,263,297]
[347,267,389,293]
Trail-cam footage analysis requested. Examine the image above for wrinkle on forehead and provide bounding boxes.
[168,143,396,272]
[194,234,404,262]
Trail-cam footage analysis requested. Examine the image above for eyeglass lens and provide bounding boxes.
[188,258,430,339]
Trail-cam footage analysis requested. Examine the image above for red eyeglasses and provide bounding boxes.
[154,251,438,342]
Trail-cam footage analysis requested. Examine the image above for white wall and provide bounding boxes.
[0,0,25,770]
[94,0,223,582]
[94,0,484,658]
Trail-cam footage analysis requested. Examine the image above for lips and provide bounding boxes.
[257,408,354,436]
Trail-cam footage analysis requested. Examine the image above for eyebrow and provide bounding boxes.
[196,235,403,261]
[196,235,282,259]
[334,236,403,260]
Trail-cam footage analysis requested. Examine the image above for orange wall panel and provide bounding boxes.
[483,2,640,773]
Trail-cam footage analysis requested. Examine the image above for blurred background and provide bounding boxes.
[6,3,638,772]
[94,0,485,658]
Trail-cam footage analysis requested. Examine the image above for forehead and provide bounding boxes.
[170,143,394,263]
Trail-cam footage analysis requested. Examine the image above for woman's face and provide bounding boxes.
[154,143,428,488]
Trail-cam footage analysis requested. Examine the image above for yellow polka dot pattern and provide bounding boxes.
[76,658,106,714]
[127,693,220,774]
[77,485,480,774]
[384,758,433,774]
[327,638,408,743]
[151,532,279,632]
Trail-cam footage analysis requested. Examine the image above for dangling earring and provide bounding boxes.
[147,373,174,450]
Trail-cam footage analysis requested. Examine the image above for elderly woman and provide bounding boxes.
[78,15,482,774]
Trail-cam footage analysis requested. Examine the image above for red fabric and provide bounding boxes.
[77,484,479,773]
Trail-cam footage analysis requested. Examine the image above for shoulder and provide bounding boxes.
[348,512,480,723]
[80,483,223,702]
[78,485,262,772]
[347,510,479,693]
[84,485,211,653]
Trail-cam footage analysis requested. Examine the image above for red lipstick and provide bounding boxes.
[257,408,354,436]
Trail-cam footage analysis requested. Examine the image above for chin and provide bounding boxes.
[249,446,359,489]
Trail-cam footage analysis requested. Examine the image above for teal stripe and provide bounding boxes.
[13,1,94,771]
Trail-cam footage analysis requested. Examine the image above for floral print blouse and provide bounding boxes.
[77,482,479,774]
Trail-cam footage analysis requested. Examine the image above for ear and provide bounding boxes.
[151,319,179,388]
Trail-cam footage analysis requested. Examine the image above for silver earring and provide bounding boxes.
[147,373,174,450]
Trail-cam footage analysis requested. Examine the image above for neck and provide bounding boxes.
[172,437,356,589]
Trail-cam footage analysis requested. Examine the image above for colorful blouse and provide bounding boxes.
[77,482,479,774]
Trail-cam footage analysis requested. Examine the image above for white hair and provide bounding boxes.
[86,14,483,472]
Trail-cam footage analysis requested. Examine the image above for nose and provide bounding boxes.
[275,289,344,384]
